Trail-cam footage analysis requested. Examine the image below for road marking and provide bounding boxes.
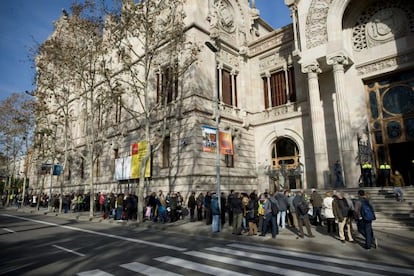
[77,269,113,276]
[52,244,85,257]
[120,262,182,276]
[184,251,316,276]
[155,256,249,276]
[206,246,379,276]
[1,214,187,252]
[227,243,414,275]
[2,228,15,233]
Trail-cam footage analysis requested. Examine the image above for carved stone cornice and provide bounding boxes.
[356,52,414,76]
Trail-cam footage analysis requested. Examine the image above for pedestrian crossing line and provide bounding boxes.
[154,256,249,276]
[120,262,182,276]
[205,247,378,276]
[183,251,317,276]
[77,269,114,276]
[227,243,414,276]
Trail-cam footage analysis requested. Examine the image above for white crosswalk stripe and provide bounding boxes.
[154,256,249,276]
[77,269,114,276]
[76,243,414,276]
[227,243,414,275]
[120,262,182,276]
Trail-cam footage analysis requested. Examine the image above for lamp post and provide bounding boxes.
[205,41,221,220]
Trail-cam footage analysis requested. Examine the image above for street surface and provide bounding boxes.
[1,210,414,276]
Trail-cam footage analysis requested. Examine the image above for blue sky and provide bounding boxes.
[0,0,291,102]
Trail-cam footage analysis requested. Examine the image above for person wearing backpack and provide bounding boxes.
[259,193,279,238]
[354,189,377,250]
[293,190,314,238]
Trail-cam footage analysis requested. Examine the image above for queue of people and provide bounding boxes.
[178,188,377,251]
[3,187,378,249]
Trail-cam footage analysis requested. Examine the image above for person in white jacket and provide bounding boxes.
[322,191,336,233]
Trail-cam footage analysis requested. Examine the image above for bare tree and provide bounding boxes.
[0,93,35,205]
[35,2,119,217]
[104,0,200,222]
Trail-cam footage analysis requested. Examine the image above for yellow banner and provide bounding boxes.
[130,141,151,178]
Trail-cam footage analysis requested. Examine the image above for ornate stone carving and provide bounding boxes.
[366,8,408,47]
[356,53,414,76]
[302,63,321,74]
[352,1,414,51]
[305,0,333,49]
[207,0,236,34]
[327,55,348,66]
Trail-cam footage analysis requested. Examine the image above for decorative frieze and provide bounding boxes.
[356,52,414,76]
[305,0,332,49]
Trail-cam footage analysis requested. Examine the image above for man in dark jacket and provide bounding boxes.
[354,189,376,250]
[275,191,289,230]
[230,192,243,235]
[310,188,323,225]
[187,191,196,222]
[211,192,221,232]
[293,190,314,238]
[332,191,354,243]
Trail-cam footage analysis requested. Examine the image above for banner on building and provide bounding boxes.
[131,141,151,178]
[114,141,151,180]
[201,126,233,155]
[202,125,217,152]
[114,156,131,180]
[52,164,63,176]
[219,130,233,155]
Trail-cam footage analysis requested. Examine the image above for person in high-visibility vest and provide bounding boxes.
[362,161,373,187]
[379,162,391,188]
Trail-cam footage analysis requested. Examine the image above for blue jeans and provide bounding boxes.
[277,211,286,229]
[212,215,220,232]
[262,214,278,238]
[357,219,374,249]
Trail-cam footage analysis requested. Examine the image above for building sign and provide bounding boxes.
[52,164,63,176]
[114,141,151,180]
[201,126,233,155]
[131,141,151,179]
[219,130,233,155]
[202,125,217,152]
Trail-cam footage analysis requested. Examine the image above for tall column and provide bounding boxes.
[327,55,353,187]
[231,69,237,107]
[283,64,290,103]
[217,63,223,103]
[289,4,299,52]
[266,72,272,108]
[302,62,329,188]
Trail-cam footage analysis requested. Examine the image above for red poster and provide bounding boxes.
[131,143,139,155]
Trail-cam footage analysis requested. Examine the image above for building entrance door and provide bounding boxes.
[365,69,414,186]
[389,142,414,186]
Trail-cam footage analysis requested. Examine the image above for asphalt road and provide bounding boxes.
[1,211,414,276]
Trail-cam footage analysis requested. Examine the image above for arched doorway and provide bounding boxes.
[268,137,302,191]
[365,69,414,186]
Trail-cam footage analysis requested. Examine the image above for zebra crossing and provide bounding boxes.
[77,243,414,276]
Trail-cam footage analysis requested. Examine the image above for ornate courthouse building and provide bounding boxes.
[31,0,414,198]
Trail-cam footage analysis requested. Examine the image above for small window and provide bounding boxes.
[162,136,170,168]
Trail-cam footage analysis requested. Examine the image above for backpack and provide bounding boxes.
[360,199,376,221]
[269,198,279,215]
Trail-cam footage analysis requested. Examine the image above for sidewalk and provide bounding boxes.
[3,206,414,268]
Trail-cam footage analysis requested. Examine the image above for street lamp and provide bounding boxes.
[205,41,221,223]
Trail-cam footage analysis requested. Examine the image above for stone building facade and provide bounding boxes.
[31,0,414,200]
